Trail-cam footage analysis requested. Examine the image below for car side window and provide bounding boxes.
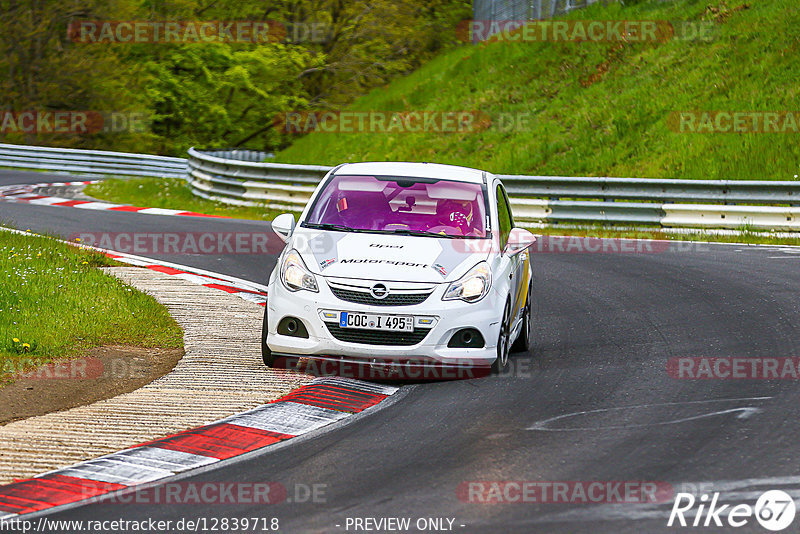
[496,184,513,248]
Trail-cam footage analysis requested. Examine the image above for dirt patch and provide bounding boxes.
[704,2,750,24]
[0,345,183,425]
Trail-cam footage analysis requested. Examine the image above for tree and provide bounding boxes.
[0,0,471,154]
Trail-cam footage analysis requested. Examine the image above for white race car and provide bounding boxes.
[262,162,536,377]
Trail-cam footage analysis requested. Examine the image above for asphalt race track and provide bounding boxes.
[3,170,800,533]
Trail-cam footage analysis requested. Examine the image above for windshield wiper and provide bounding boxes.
[303,222,364,233]
[387,229,459,239]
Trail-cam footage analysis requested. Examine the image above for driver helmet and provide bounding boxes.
[438,199,474,233]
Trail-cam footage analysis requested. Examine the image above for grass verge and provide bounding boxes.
[0,229,183,384]
[85,177,286,221]
[274,0,800,181]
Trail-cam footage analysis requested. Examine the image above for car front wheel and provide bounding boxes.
[492,299,512,374]
[511,282,532,353]
[261,306,276,367]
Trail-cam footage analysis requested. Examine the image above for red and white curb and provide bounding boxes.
[0,181,228,219]
[0,377,398,519]
[101,249,269,306]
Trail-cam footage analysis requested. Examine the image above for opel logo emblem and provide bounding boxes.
[370,283,389,299]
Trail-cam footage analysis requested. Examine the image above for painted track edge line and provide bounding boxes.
[0,181,230,219]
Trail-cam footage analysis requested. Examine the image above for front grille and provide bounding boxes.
[329,286,431,306]
[324,323,431,346]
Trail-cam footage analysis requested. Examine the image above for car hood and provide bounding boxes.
[290,228,492,284]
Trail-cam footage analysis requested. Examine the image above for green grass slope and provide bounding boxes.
[0,230,183,379]
[275,0,800,180]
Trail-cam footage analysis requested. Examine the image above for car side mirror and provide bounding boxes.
[271,213,296,242]
[504,228,536,256]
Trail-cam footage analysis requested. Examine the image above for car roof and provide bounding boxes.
[332,162,488,184]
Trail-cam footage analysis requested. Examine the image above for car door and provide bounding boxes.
[504,185,531,323]
[495,183,525,323]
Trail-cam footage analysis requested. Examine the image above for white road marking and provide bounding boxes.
[527,397,771,431]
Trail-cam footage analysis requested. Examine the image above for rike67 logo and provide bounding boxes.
[668,490,796,531]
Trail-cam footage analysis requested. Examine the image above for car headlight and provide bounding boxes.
[280,249,318,292]
[443,261,491,302]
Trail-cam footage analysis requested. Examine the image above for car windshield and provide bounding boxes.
[303,174,489,238]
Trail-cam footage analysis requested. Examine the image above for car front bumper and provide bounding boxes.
[266,275,504,368]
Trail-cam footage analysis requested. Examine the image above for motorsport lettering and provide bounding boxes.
[339,259,429,268]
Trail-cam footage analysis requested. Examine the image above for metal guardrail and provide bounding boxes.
[0,143,796,230]
[498,175,800,205]
[186,147,326,208]
[200,149,274,162]
[186,148,800,231]
[473,0,604,32]
[475,0,602,20]
[0,143,186,179]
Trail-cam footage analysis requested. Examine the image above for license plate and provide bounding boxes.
[339,312,414,331]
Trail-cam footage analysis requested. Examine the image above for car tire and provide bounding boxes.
[261,307,300,370]
[261,306,276,367]
[492,299,512,374]
[511,282,533,354]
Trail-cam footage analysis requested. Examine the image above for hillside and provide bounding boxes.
[275,0,800,180]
